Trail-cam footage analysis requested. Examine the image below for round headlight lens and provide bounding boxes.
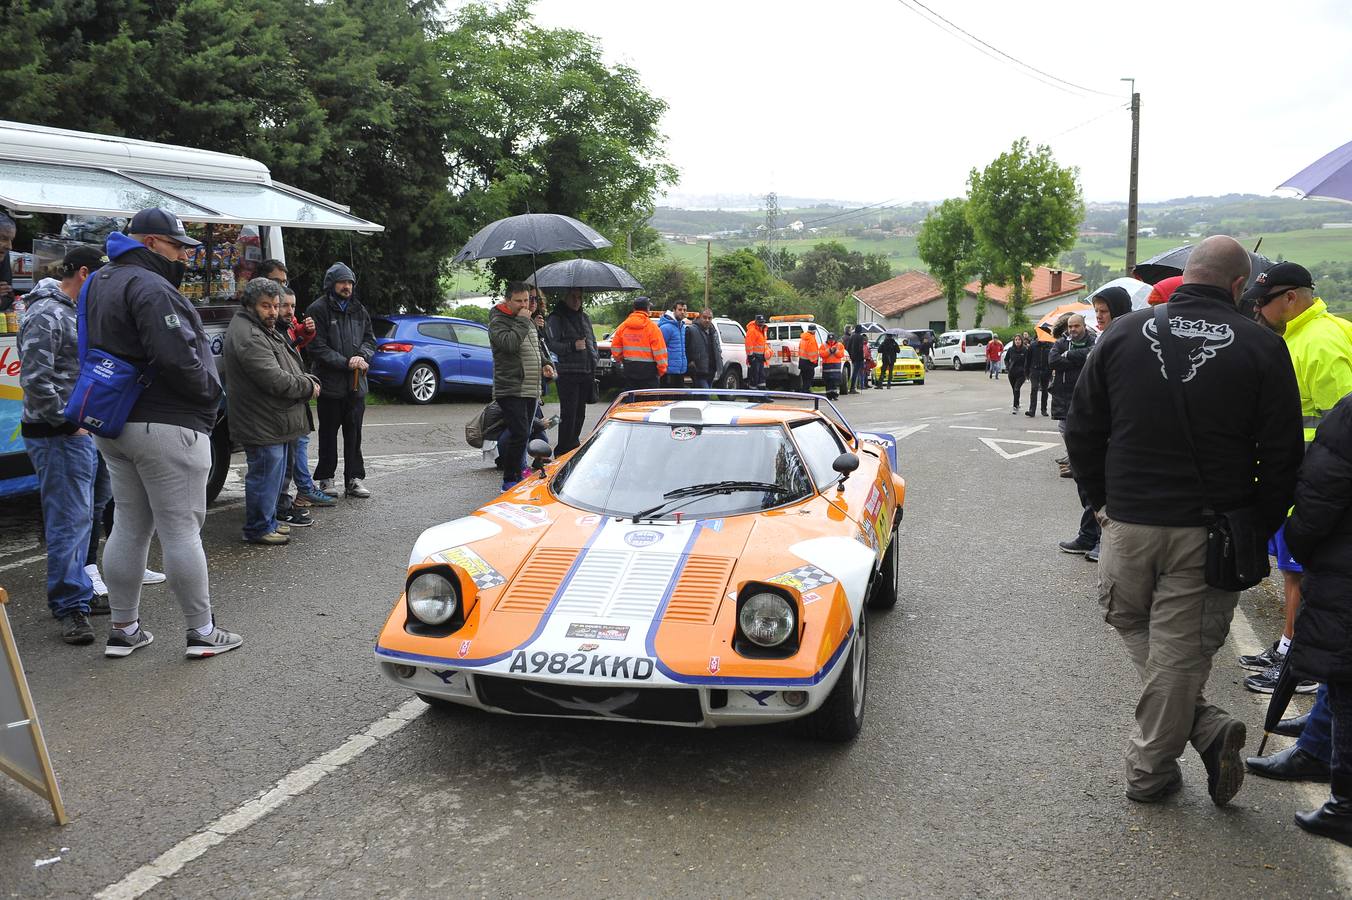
[407,572,459,625]
[738,592,795,647]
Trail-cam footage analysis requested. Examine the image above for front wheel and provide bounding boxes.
[951,356,962,372]
[721,367,742,390]
[206,422,231,504]
[405,362,439,404]
[802,610,868,741]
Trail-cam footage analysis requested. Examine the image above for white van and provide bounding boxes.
[0,120,383,501]
[930,329,995,371]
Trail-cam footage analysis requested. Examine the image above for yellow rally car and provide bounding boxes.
[375,390,906,741]
[871,341,926,385]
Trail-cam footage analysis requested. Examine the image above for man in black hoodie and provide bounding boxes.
[305,262,376,499]
[544,288,597,455]
[1066,236,1304,806]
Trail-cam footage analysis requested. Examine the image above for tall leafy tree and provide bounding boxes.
[440,0,677,285]
[916,198,978,329]
[966,138,1083,326]
[786,242,891,296]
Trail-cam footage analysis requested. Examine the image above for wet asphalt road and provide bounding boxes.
[1,374,1347,898]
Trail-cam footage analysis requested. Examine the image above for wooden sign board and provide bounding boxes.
[0,587,68,825]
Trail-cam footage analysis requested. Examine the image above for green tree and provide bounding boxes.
[916,198,978,329]
[786,242,891,295]
[966,138,1083,326]
[628,256,702,310]
[441,1,677,286]
[710,248,775,323]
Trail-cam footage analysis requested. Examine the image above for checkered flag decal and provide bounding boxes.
[468,569,506,590]
[769,565,836,591]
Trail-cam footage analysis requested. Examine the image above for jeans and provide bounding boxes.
[747,353,766,388]
[314,393,365,483]
[691,375,712,389]
[96,423,213,630]
[244,444,288,539]
[988,360,1001,377]
[25,433,96,617]
[1299,684,1334,763]
[292,432,317,492]
[850,358,866,391]
[277,441,296,517]
[555,373,591,455]
[88,451,114,566]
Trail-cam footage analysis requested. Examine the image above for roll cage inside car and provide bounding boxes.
[602,389,860,449]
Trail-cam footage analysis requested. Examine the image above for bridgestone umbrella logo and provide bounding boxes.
[501,239,516,251]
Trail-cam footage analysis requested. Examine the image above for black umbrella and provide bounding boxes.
[1133,243,1272,290]
[527,258,642,292]
[1256,656,1303,756]
[452,213,612,263]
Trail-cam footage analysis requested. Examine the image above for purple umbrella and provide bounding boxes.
[1277,140,1352,203]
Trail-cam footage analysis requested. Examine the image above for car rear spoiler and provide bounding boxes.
[604,388,858,445]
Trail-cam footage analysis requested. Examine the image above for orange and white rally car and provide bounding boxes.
[375,389,905,740]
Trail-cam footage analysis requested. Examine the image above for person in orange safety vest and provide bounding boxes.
[611,296,667,390]
[821,333,846,400]
[745,314,770,390]
[797,324,820,393]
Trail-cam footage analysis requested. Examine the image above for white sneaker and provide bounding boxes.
[84,564,109,597]
[142,568,166,585]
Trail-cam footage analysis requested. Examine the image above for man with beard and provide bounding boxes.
[306,263,375,499]
[85,209,242,658]
[544,288,597,455]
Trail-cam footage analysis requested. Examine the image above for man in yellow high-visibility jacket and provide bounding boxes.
[1241,262,1352,709]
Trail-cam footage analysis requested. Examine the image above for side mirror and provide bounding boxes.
[528,439,553,476]
[832,452,859,491]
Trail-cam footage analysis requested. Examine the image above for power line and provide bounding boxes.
[798,197,899,228]
[1045,102,1131,140]
[890,0,1119,99]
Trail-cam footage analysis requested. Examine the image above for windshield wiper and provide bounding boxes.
[631,481,791,523]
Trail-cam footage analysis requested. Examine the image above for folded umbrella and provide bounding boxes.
[1257,656,1303,756]
[452,214,612,263]
[527,258,642,292]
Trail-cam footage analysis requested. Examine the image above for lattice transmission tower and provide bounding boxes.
[763,191,780,279]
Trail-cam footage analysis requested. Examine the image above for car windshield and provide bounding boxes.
[552,420,814,519]
[898,346,918,358]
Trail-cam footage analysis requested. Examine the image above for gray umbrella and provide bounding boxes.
[452,214,612,263]
[1134,243,1272,289]
[527,258,642,292]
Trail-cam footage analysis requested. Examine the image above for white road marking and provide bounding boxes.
[362,422,432,428]
[949,425,997,432]
[94,698,429,900]
[951,410,983,417]
[1227,605,1352,893]
[978,437,1060,460]
[1028,430,1062,436]
[985,407,1006,411]
[0,540,40,558]
[0,553,48,574]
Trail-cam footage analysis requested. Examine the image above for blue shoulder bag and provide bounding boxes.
[62,274,159,437]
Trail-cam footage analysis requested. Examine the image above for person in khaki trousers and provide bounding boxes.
[1065,236,1304,806]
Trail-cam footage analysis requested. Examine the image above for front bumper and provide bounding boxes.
[376,649,848,728]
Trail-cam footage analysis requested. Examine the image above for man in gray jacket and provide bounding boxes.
[490,282,555,491]
[86,208,241,659]
[223,278,320,546]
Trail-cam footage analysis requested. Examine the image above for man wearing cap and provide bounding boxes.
[305,263,376,499]
[1242,262,1352,782]
[611,296,667,391]
[745,314,769,390]
[19,246,109,644]
[85,209,242,658]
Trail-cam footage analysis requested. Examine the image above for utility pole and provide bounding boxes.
[1122,77,1140,272]
[763,191,780,279]
[705,240,711,308]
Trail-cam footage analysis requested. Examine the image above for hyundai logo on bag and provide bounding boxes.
[98,358,117,371]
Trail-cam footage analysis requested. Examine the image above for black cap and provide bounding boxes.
[127,208,201,247]
[755,314,766,324]
[1242,262,1314,303]
[62,245,109,274]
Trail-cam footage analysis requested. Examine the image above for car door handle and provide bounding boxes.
[461,352,471,358]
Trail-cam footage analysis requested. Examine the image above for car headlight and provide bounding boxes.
[407,572,459,625]
[738,592,796,647]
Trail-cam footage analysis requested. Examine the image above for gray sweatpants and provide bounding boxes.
[96,423,213,631]
[1097,514,1239,797]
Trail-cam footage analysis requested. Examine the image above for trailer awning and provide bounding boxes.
[0,159,383,232]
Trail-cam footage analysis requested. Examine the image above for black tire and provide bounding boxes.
[916,379,925,385]
[951,356,962,372]
[802,609,868,741]
[720,367,743,390]
[206,423,232,504]
[867,524,900,611]
[404,362,439,405]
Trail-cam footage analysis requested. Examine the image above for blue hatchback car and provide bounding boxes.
[369,315,494,404]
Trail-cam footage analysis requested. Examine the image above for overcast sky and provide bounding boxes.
[514,0,1352,206]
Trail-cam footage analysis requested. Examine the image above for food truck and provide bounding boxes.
[0,121,383,501]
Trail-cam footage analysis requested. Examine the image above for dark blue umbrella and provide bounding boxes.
[1134,243,1272,289]
[1277,140,1352,203]
[527,258,642,292]
[452,214,612,263]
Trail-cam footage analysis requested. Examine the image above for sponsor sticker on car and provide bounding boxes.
[566,623,630,641]
[437,546,506,590]
[483,502,550,530]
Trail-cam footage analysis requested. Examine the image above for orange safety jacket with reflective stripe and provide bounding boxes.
[611,310,668,376]
[821,342,846,368]
[798,330,820,364]
[745,322,769,356]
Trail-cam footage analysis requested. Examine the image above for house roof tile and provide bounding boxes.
[852,271,945,317]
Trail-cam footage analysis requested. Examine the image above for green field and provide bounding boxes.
[663,235,923,273]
